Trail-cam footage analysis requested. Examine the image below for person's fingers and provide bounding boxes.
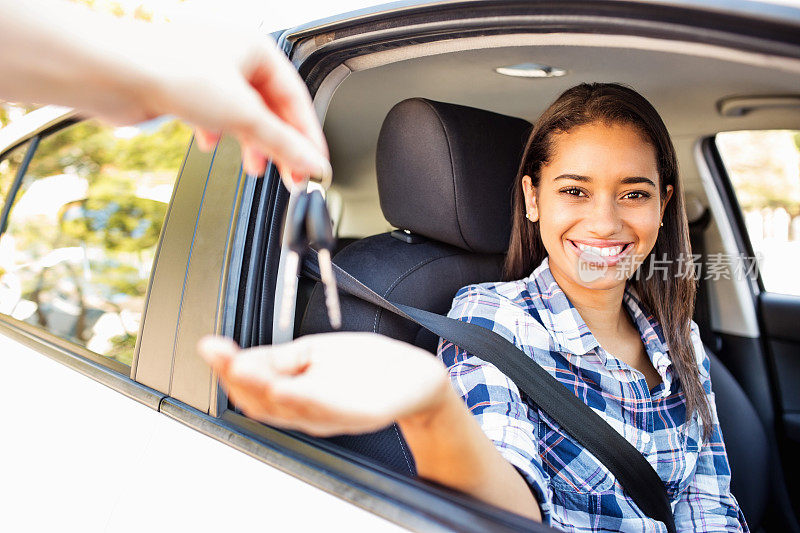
[226,373,311,424]
[241,143,267,176]
[229,81,331,181]
[250,43,328,158]
[195,128,221,152]
[197,335,239,379]
[229,342,311,381]
[269,344,312,376]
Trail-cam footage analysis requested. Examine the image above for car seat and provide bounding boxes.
[298,97,770,530]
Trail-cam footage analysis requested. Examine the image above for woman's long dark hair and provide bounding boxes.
[504,82,711,438]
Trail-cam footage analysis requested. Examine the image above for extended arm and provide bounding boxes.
[0,0,330,183]
[398,385,542,522]
[199,333,542,522]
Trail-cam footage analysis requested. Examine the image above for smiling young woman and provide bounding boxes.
[200,83,748,532]
[505,83,707,431]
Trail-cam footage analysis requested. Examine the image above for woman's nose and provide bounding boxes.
[588,196,623,236]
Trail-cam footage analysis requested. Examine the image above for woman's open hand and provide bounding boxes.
[198,332,451,437]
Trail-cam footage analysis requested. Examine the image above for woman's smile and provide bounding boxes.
[567,238,634,266]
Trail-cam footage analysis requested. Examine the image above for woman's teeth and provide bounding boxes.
[574,242,626,256]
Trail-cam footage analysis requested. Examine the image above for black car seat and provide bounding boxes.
[708,351,769,530]
[298,97,770,530]
[300,98,531,475]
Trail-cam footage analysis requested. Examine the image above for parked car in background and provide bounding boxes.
[2,1,800,531]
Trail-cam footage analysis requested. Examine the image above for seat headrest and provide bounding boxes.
[376,98,532,254]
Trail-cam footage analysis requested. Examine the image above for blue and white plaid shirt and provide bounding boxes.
[436,256,748,532]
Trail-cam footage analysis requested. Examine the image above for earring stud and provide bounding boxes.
[526,213,531,220]
[660,221,664,227]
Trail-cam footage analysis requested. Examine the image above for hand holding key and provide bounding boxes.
[279,183,341,331]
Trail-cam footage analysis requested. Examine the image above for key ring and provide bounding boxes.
[306,163,332,190]
[278,171,341,331]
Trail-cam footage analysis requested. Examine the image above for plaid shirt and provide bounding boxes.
[436,256,748,532]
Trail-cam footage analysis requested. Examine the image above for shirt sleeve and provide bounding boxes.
[672,322,750,532]
[436,284,554,524]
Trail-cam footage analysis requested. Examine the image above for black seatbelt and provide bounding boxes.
[301,251,676,533]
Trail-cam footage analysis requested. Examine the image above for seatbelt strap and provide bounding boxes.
[301,251,676,533]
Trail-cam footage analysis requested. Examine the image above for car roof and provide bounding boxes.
[281,0,800,39]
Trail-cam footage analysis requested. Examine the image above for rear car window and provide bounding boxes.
[0,118,191,366]
[716,130,800,296]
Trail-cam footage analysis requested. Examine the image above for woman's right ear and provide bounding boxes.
[521,175,539,223]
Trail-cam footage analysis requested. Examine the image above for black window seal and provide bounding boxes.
[0,136,39,237]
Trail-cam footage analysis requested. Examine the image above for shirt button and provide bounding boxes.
[641,433,651,444]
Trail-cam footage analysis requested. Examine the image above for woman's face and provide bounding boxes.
[522,121,673,291]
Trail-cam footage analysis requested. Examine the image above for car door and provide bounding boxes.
[704,129,800,520]
[0,112,407,532]
[7,2,800,532]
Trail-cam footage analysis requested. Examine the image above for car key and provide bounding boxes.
[278,187,311,331]
[306,189,341,329]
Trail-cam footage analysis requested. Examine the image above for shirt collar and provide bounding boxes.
[523,257,673,387]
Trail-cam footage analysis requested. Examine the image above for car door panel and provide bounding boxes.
[168,137,244,412]
[0,330,164,533]
[133,137,213,393]
[760,293,800,432]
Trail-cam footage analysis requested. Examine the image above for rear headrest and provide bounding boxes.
[376,98,532,254]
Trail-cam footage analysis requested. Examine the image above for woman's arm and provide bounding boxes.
[198,333,542,522]
[398,386,542,522]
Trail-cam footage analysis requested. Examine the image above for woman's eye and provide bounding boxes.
[622,190,651,200]
[561,187,587,197]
